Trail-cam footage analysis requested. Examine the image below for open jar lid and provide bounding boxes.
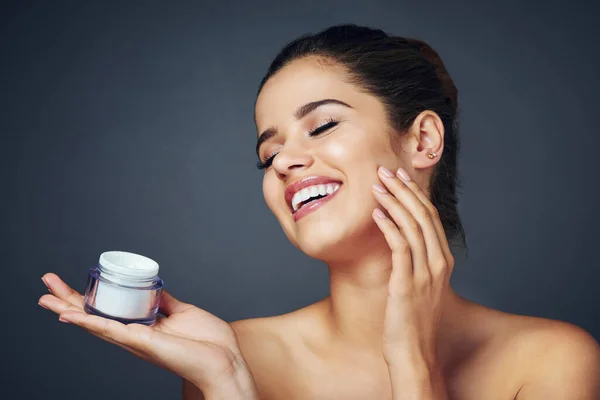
[99,251,159,279]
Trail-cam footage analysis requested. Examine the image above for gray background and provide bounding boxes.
[2,0,599,399]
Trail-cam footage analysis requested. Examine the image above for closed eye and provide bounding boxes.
[256,117,341,170]
[308,118,340,137]
[256,151,277,170]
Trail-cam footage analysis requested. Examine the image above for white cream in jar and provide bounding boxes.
[83,251,164,325]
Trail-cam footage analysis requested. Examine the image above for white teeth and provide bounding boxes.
[310,186,319,198]
[300,187,310,201]
[291,183,341,211]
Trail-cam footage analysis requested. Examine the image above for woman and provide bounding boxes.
[38,24,600,399]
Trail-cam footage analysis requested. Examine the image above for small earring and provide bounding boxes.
[428,152,437,159]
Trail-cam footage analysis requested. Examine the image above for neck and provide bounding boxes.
[319,235,465,361]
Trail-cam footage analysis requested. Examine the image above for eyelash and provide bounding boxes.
[256,117,340,170]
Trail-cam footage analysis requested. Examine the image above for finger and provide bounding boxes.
[39,278,150,360]
[52,308,151,361]
[59,310,159,356]
[158,290,193,317]
[373,177,430,285]
[378,166,445,282]
[394,168,453,277]
[38,294,82,314]
[41,273,84,308]
[372,208,412,296]
[59,310,144,348]
[59,310,191,367]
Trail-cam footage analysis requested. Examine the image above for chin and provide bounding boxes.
[289,210,378,262]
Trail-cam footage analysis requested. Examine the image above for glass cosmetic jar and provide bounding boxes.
[83,251,164,325]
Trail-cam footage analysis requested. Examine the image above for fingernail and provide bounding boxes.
[397,168,411,182]
[38,301,49,310]
[41,275,50,288]
[372,183,388,193]
[58,316,71,324]
[378,166,395,178]
[374,208,386,219]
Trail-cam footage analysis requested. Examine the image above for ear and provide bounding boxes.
[408,111,444,169]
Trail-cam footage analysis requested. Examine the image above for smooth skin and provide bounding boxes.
[38,274,259,398]
[40,56,600,399]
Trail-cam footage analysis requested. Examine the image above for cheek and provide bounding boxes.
[263,174,293,225]
[319,130,362,162]
[262,175,279,213]
[318,129,397,176]
[323,139,351,160]
[262,173,299,246]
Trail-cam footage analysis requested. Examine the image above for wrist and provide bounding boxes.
[386,356,447,400]
[200,356,259,400]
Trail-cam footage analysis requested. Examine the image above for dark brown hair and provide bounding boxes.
[258,24,467,254]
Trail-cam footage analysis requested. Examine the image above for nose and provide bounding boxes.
[271,141,314,180]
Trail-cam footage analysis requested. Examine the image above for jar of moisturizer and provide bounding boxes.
[83,251,164,325]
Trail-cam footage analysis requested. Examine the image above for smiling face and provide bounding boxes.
[254,57,409,261]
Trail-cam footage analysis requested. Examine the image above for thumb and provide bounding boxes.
[158,290,193,316]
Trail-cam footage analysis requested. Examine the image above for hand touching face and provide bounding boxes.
[255,57,408,260]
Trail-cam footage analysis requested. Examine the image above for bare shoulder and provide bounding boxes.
[228,300,600,399]
[469,302,600,399]
[181,315,296,400]
[229,301,319,354]
[229,310,310,399]
[509,315,600,399]
[230,315,290,361]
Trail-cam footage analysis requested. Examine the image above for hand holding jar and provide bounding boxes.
[38,252,259,399]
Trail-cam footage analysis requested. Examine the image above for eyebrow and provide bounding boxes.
[255,98,352,157]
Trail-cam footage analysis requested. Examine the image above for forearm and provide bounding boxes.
[386,354,449,400]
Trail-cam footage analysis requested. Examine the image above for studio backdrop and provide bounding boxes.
[2,1,599,399]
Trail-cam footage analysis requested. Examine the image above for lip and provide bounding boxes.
[284,175,343,221]
[292,185,342,222]
[285,176,342,209]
